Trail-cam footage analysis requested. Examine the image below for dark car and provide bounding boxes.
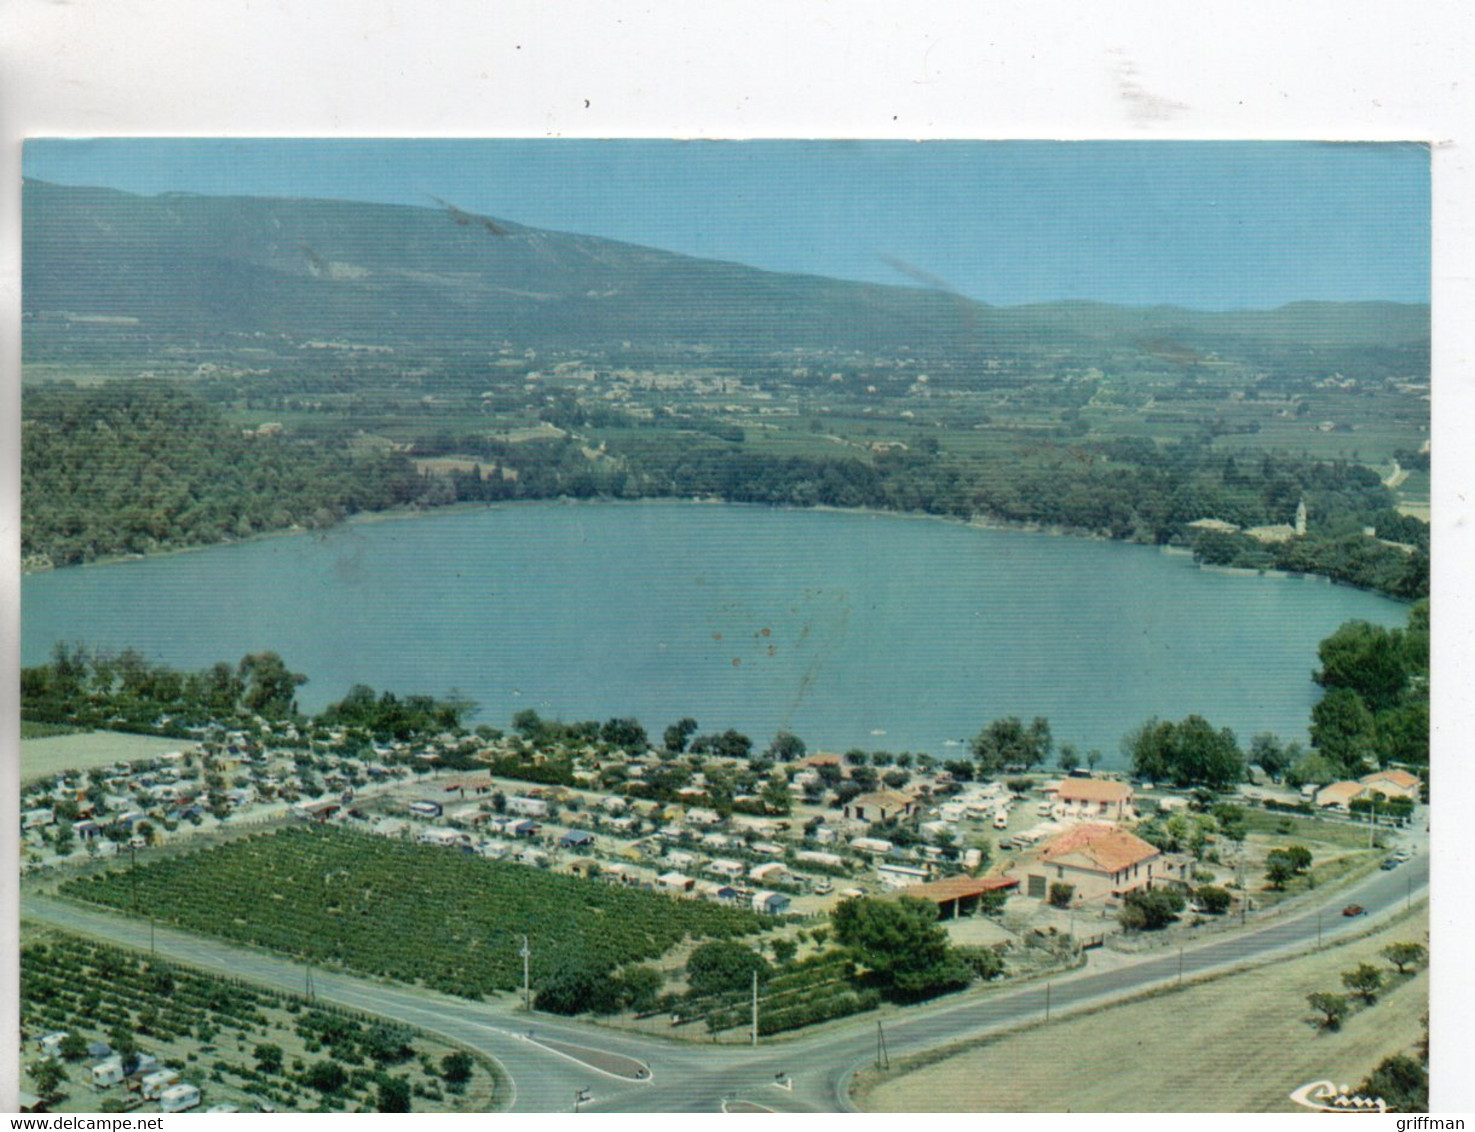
[1381,858,1400,870]
[1342,903,1366,917]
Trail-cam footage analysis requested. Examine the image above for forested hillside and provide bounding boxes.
[21,381,421,567]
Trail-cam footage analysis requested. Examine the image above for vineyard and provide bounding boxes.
[691,953,882,1037]
[20,930,496,1112]
[60,825,770,998]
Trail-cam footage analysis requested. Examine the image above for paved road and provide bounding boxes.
[22,851,1427,1113]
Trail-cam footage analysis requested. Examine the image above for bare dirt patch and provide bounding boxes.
[21,731,196,783]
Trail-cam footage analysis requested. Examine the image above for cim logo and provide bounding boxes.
[1290,1079,1390,1113]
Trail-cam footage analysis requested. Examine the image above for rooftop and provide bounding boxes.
[1041,823,1159,873]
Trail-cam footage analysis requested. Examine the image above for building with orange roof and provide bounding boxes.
[1314,780,1369,811]
[1023,823,1191,904]
[1358,768,1421,801]
[888,873,1020,918]
[1054,777,1135,821]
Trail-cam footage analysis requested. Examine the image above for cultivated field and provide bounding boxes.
[60,825,770,999]
[856,905,1428,1113]
[19,927,500,1113]
[21,731,195,783]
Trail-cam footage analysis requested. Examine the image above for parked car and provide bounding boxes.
[1381,858,1401,870]
[1342,903,1366,917]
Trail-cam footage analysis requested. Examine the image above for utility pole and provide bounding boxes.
[750,968,759,1047]
[1044,982,1051,1021]
[128,840,137,909]
[1177,946,1184,987]
[875,1020,890,1070]
[521,935,532,1011]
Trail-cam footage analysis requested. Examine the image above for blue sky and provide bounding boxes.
[23,139,1429,310]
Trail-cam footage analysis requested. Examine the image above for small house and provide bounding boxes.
[559,829,595,849]
[657,871,694,893]
[510,820,542,839]
[843,789,916,824]
[751,890,790,915]
[38,1031,68,1058]
[408,800,443,819]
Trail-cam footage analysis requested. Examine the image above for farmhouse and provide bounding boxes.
[1358,768,1421,800]
[1314,780,1367,812]
[1025,823,1189,903]
[1054,778,1134,821]
[843,789,916,823]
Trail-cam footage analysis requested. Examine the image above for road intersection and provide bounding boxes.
[22,850,1427,1112]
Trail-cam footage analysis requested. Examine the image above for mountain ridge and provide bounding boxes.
[22,178,1430,357]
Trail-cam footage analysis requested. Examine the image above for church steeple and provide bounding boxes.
[1295,497,1307,536]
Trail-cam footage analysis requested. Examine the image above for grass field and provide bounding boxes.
[855,905,1428,1113]
[21,730,195,783]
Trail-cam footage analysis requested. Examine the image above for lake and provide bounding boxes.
[21,501,1410,763]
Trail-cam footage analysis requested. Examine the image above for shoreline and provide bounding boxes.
[23,495,1414,602]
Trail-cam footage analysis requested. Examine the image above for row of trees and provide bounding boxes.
[22,644,309,733]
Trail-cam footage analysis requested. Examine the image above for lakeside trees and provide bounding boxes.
[1306,603,1429,777]
[1124,715,1244,790]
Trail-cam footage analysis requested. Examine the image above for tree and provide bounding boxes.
[767,731,806,762]
[1307,991,1349,1031]
[600,718,647,750]
[971,716,1052,775]
[1359,1054,1428,1112]
[1125,715,1244,790]
[58,1033,89,1062]
[440,1051,474,1086]
[1381,942,1427,975]
[1118,887,1185,930]
[535,963,621,1015]
[663,717,699,753]
[832,896,949,984]
[760,775,792,815]
[616,965,664,1013]
[1341,963,1383,1005]
[1195,885,1232,914]
[1265,850,1297,890]
[1048,882,1075,908]
[1310,688,1379,776]
[1057,744,1080,773]
[1282,844,1313,874]
[253,1042,284,1075]
[1315,621,1410,713]
[686,941,770,996]
[1249,733,1291,781]
[304,1058,349,1093]
[238,651,307,718]
[32,1059,68,1103]
[376,1075,412,1112]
